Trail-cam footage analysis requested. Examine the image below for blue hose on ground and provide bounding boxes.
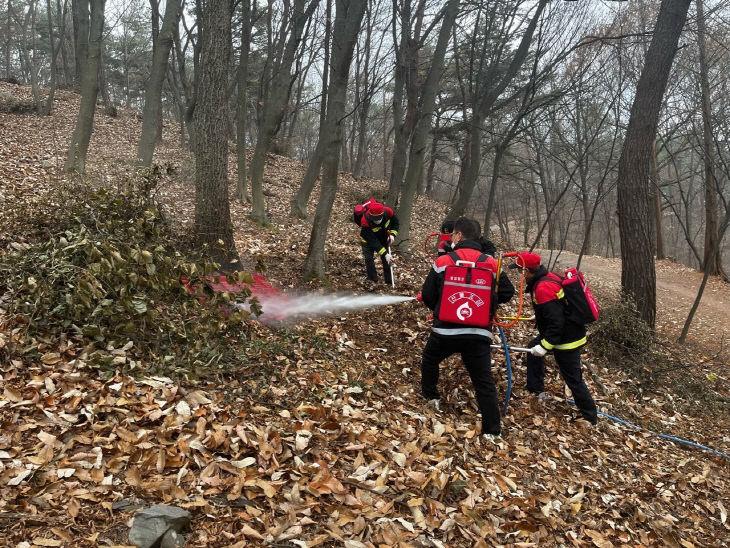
[499,326,512,416]
[539,393,730,460]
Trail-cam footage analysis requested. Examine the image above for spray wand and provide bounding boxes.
[387,239,395,288]
[491,344,533,353]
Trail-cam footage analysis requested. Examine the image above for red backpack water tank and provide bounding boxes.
[437,252,496,328]
[561,267,600,324]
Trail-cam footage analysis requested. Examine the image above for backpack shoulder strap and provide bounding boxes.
[447,251,461,264]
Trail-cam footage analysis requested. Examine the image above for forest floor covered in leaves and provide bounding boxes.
[1,83,729,547]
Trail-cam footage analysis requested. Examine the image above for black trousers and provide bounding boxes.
[421,333,501,435]
[525,336,597,423]
[362,245,392,284]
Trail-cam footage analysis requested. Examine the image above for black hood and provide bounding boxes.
[526,265,549,293]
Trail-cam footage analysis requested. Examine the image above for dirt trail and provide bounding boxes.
[536,249,730,351]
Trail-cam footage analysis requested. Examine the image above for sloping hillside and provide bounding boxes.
[1,83,729,547]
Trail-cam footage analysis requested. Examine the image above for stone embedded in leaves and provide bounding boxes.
[132,297,148,315]
[128,505,191,548]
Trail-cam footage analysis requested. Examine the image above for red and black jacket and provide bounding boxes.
[359,207,399,255]
[527,266,587,351]
[421,240,515,339]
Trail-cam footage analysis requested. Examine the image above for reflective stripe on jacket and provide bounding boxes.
[420,240,515,339]
[528,267,587,350]
[359,209,399,254]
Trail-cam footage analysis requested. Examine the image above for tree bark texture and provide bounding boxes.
[291,139,323,218]
[72,0,88,87]
[193,0,239,269]
[236,0,252,201]
[303,0,367,279]
[44,0,67,114]
[319,0,332,130]
[679,208,730,343]
[651,139,665,259]
[449,112,482,218]
[696,0,723,277]
[250,0,318,222]
[395,0,459,252]
[4,0,10,79]
[137,0,182,167]
[352,1,374,180]
[64,0,104,173]
[483,142,506,239]
[616,0,690,330]
[385,0,413,207]
[449,0,546,219]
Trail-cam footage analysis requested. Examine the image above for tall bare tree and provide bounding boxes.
[64,0,105,172]
[72,0,89,87]
[303,0,367,279]
[137,0,182,167]
[449,0,548,219]
[4,0,10,78]
[695,0,724,277]
[616,0,691,329]
[236,0,253,201]
[393,0,459,252]
[193,0,239,269]
[249,0,318,223]
[43,0,68,114]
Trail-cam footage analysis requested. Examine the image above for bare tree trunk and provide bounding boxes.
[319,0,331,130]
[616,0,690,330]
[353,3,373,180]
[72,0,88,87]
[291,139,323,218]
[303,0,367,279]
[236,0,252,201]
[449,0,547,219]
[4,0,10,79]
[289,0,332,218]
[59,0,72,86]
[386,0,425,207]
[193,0,239,270]
[450,113,482,218]
[26,0,42,109]
[696,0,723,277]
[97,48,114,115]
[137,0,181,166]
[395,0,459,253]
[425,115,439,196]
[483,142,506,239]
[651,139,665,259]
[44,0,67,114]
[679,208,730,343]
[64,0,104,173]
[250,0,317,223]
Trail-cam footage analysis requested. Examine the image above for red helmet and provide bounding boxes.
[509,251,541,270]
[366,202,385,225]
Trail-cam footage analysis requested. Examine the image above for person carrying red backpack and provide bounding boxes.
[510,252,597,425]
[356,201,399,285]
[419,218,514,438]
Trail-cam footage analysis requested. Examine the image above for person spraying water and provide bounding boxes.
[353,199,400,288]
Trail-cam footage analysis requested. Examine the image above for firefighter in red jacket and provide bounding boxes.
[419,218,514,438]
[510,252,597,424]
[437,220,455,256]
[357,201,399,285]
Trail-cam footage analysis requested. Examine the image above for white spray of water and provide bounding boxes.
[236,292,415,322]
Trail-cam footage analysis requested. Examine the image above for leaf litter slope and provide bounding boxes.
[0,82,729,547]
